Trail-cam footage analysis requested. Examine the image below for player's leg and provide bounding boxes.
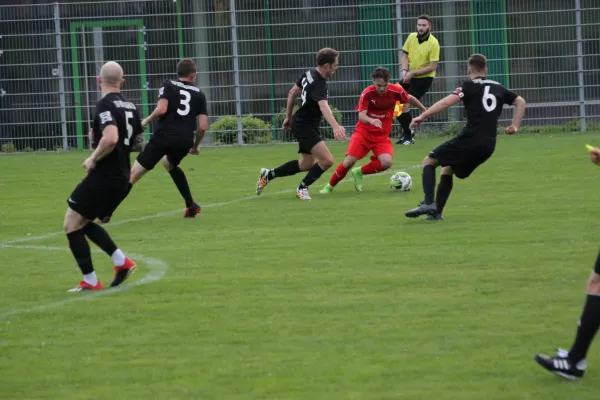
[98,138,162,223]
[424,166,453,221]
[404,155,439,218]
[85,181,136,286]
[296,141,335,200]
[351,139,394,192]
[163,143,201,217]
[321,133,368,193]
[534,256,600,380]
[64,178,104,291]
[396,82,413,145]
[256,130,313,196]
[397,78,432,145]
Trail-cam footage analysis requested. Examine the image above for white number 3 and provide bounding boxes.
[482,85,497,112]
[178,90,191,116]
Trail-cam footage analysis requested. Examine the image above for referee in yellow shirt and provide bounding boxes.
[396,14,440,145]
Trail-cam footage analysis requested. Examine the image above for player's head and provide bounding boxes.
[416,15,431,37]
[316,48,339,78]
[177,58,197,83]
[371,66,391,95]
[467,53,488,77]
[98,61,124,91]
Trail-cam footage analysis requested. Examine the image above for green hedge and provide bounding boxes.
[271,105,343,140]
[209,115,272,145]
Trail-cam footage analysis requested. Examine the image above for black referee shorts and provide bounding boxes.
[429,136,495,179]
[136,133,193,170]
[291,125,323,154]
[67,174,129,221]
[401,77,433,100]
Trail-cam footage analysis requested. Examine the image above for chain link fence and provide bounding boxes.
[1,0,599,152]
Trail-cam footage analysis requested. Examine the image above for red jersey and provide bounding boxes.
[355,83,409,138]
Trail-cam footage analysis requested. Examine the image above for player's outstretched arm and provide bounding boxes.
[412,94,460,126]
[142,99,168,128]
[318,100,346,140]
[407,95,427,113]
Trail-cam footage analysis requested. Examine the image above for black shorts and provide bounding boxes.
[136,133,192,170]
[401,77,433,100]
[67,175,129,221]
[429,136,495,179]
[292,125,322,154]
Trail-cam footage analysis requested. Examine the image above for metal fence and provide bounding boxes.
[0,0,599,151]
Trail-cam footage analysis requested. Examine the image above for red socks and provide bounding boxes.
[329,163,349,187]
[360,159,383,175]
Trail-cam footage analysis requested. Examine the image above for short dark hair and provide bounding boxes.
[468,54,487,72]
[417,14,431,24]
[371,66,391,82]
[316,48,339,66]
[177,58,197,78]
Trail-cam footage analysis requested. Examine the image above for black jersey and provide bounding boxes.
[292,69,329,129]
[155,79,208,139]
[91,92,143,179]
[453,78,518,141]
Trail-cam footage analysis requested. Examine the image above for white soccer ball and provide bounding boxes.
[390,171,412,192]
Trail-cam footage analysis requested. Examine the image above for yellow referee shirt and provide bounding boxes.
[402,32,440,78]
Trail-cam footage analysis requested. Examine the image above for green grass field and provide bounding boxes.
[1,132,600,399]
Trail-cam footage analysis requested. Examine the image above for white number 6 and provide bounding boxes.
[482,85,497,112]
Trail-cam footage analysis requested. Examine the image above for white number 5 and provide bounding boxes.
[125,111,134,146]
[482,85,497,112]
[178,90,191,116]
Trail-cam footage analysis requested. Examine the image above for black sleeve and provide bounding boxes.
[97,101,117,131]
[159,80,174,101]
[311,79,328,102]
[503,89,518,106]
[196,91,208,116]
[452,81,475,102]
[295,74,304,88]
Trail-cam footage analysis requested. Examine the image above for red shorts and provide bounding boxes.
[346,130,394,160]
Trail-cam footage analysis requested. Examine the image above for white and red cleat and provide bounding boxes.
[68,281,104,292]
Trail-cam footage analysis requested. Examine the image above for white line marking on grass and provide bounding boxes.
[0,244,168,320]
[0,164,421,246]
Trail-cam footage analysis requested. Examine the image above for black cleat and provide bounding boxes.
[423,212,444,221]
[185,202,201,218]
[534,351,585,380]
[405,202,437,218]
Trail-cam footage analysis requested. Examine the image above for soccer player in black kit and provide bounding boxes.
[404,54,526,220]
[256,48,346,200]
[534,147,600,380]
[100,58,208,223]
[65,61,143,291]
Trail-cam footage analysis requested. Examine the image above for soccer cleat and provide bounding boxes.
[405,202,438,218]
[111,257,137,287]
[350,167,364,192]
[319,183,334,194]
[184,202,201,218]
[256,168,271,196]
[423,212,444,221]
[68,280,104,292]
[98,215,111,224]
[534,351,586,380]
[296,187,311,200]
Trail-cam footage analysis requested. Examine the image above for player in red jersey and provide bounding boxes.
[320,67,426,193]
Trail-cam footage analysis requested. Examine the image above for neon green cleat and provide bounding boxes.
[351,167,363,192]
[319,183,334,194]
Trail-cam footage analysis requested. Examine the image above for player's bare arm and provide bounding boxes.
[191,114,208,154]
[407,61,438,82]
[142,98,168,128]
[318,99,346,140]
[358,110,382,129]
[283,85,302,129]
[131,133,146,152]
[411,94,461,127]
[401,53,409,80]
[506,96,526,134]
[83,125,118,173]
[407,95,427,113]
